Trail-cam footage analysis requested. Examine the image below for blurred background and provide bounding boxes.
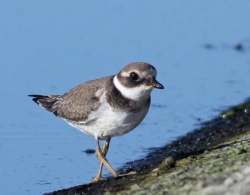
[0,1,250,194]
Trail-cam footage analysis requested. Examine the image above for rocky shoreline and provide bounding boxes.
[45,98,250,195]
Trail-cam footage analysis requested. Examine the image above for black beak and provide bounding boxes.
[153,79,164,89]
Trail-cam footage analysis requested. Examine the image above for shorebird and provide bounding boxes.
[29,62,164,182]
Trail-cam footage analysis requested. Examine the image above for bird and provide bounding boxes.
[28,62,164,182]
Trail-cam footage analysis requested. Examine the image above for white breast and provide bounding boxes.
[65,92,149,139]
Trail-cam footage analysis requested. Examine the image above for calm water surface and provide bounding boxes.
[1,1,250,194]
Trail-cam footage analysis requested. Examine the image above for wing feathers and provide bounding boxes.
[28,75,114,122]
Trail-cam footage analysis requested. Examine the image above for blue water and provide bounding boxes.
[1,1,250,194]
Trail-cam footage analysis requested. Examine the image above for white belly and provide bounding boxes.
[65,95,149,139]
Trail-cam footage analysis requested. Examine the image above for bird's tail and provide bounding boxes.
[28,95,60,111]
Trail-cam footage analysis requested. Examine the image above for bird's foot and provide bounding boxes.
[90,176,105,183]
[119,171,136,177]
[90,171,136,183]
[112,171,137,180]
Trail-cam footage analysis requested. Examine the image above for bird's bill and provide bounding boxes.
[152,79,164,89]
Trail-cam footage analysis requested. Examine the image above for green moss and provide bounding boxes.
[220,103,250,118]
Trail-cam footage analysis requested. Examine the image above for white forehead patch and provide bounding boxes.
[113,75,153,101]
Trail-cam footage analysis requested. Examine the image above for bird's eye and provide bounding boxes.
[130,72,139,81]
